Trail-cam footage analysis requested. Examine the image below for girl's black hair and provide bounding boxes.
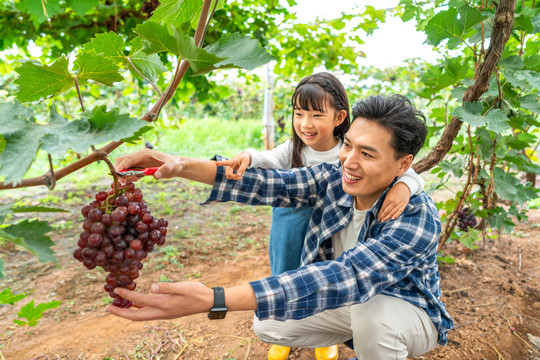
[290,72,350,168]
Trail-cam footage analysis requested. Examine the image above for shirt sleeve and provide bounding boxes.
[203,156,333,208]
[395,167,424,196]
[249,197,440,321]
[245,140,293,170]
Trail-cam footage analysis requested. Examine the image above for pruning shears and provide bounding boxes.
[116,167,159,178]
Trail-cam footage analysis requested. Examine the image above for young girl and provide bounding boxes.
[217,72,424,360]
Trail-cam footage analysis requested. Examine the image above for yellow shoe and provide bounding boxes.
[314,345,339,360]
[267,345,291,360]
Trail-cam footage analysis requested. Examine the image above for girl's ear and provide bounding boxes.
[334,109,347,127]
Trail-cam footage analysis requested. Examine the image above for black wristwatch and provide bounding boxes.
[207,287,227,320]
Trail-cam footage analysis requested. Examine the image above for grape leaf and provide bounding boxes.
[66,0,99,16]
[83,31,127,64]
[0,288,32,305]
[198,32,277,75]
[0,220,57,265]
[135,22,225,73]
[425,5,487,47]
[16,0,62,28]
[12,205,69,213]
[14,57,74,103]
[135,23,273,75]
[0,259,4,279]
[128,37,167,82]
[14,299,61,327]
[451,102,485,127]
[83,33,166,82]
[75,51,124,86]
[0,133,5,154]
[484,109,511,133]
[150,0,202,27]
[519,95,540,114]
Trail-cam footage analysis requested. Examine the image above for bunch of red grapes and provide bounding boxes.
[457,207,477,232]
[73,181,168,308]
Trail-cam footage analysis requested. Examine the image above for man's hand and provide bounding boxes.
[215,151,251,180]
[378,182,411,222]
[105,281,213,321]
[114,149,183,181]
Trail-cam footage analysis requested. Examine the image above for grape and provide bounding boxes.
[456,207,477,233]
[73,182,169,308]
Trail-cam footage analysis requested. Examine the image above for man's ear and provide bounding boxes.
[396,154,413,177]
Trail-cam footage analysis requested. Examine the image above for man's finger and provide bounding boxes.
[105,305,169,321]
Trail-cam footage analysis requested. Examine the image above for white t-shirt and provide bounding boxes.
[332,206,368,258]
[245,139,424,195]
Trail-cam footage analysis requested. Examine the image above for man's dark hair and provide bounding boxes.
[351,94,427,159]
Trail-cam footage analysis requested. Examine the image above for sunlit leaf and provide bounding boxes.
[0,288,32,305]
[425,5,487,46]
[14,57,73,103]
[150,0,202,27]
[83,31,127,64]
[484,109,511,133]
[16,0,62,27]
[75,51,124,86]
[451,102,484,127]
[14,299,61,327]
[128,37,167,82]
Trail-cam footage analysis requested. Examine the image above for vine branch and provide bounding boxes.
[413,0,516,174]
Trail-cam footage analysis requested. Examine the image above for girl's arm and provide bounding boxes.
[377,167,424,222]
[216,140,293,180]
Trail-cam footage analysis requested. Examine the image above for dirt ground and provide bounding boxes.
[0,178,539,360]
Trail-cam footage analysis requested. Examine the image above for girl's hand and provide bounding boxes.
[105,281,213,321]
[378,182,411,222]
[114,149,183,181]
[215,151,251,180]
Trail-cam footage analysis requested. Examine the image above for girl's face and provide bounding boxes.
[293,102,346,152]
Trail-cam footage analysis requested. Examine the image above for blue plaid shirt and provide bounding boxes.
[204,159,454,345]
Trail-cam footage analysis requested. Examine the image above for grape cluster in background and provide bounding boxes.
[457,207,477,232]
[73,181,168,308]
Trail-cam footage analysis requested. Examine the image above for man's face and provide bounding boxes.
[338,118,412,210]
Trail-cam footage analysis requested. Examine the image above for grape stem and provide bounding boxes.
[91,145,120,196]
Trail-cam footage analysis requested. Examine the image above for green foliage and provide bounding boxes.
[13,299,61,327]
[0,220,57,265]
[0,288,31,305]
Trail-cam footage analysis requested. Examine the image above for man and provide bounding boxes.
[109,95,454,359]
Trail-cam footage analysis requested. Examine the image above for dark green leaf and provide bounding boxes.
[452,102,484,127]
[15,299,61,327]
[67,0,99,16]
[199,33,276,74]
[0,134,5,155]
[14,57,74,103]
[75,51,124,86]
[1,220,57,265]
[0,288,31,305]
[502,55,524,71]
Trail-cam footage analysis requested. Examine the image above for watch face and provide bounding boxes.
[208,309,227,320]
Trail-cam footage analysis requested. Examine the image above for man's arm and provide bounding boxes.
[105,282,257,321]
[114,149,217,185]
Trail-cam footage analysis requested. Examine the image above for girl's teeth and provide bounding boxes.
[345,173,360,180]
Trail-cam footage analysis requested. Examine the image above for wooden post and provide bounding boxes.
[263,62,275,150]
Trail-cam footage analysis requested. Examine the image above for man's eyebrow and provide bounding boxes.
[343,135,379,153]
